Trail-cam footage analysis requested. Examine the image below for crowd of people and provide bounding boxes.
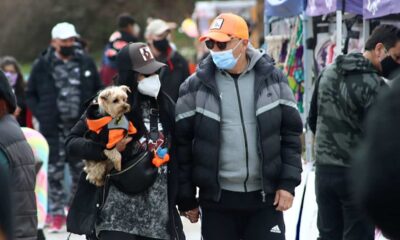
[0,10,400,240]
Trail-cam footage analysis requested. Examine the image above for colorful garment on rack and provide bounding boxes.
[22,127,49,229]
[283,18,304,113]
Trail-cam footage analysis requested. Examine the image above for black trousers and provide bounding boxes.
[201,190,285,240]
[99,231,159,240]
[315,166,374,240]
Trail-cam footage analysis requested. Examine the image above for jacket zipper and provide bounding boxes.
[159,91,180,240]
[157,95,180,240]
[171,208,180,240]
[101,175,110,208]
[203,72,266,202]
[233,77,250,192]
[253,73,267,202]
[257,125,266,202]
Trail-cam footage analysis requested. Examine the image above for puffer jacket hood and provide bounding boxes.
[247,47,270,71]
[336,52,378,75]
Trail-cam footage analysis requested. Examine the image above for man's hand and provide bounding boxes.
[181,208,200,223]
[274,189,294,212]
[115,137,133,152]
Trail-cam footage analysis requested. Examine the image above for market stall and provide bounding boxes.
[363,0,400,19]
[264,1,308,239]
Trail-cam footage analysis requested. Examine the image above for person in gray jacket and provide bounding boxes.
[0,71,37,240]
[175,13,303,240]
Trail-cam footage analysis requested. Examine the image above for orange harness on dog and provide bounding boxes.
[86,116,137,149]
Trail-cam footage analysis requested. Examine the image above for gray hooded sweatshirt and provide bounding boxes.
[216,47,266,192]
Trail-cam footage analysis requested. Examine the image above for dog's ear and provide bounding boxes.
[99,89,111,102]
[119,85,131,94]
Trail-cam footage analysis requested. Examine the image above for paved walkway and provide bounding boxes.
[45,217,201,240]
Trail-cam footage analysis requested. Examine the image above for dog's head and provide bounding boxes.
[98,85,131,119]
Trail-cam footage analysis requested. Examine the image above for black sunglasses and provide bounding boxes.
[205,39,229,50]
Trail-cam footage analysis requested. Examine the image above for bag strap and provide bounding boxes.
[145,98,170,150]
[148,99,160,142]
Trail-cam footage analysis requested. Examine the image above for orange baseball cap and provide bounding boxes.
[199,13,249,42]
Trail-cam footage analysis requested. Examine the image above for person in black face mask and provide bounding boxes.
[153,37,170,54]
[376,30,400,80]
[50,23,78,60]
[59,44,75,57]
[307,24,400,240]
[26,22,103,233]
[380,54,400,79]
[145,19,190,102]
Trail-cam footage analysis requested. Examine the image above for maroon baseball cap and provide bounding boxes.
[117,42,166,74]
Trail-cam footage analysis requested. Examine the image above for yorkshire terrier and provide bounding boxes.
[83,85,137,186]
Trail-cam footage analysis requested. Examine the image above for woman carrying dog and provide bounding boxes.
[65,42,186,240]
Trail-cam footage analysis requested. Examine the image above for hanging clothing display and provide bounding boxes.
[266,17,305,113]
[346,21,364,53]
[315,37,336,73]
[264,35,289,67]
[283,17,305,113]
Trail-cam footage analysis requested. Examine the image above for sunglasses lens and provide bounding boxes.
[205,39,229,50]
[205,40,215,50]
[216,42,227,50]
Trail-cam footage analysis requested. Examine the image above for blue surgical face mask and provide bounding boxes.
[210,40,242,70]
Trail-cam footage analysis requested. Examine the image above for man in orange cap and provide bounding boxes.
[175,13,303,239]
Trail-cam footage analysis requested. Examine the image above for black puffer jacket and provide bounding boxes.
[175,52,303,211]
[26,47,103,163]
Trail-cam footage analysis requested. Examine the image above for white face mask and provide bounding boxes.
[137,74,161,98]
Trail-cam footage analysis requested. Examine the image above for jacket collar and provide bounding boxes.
[253,54,276,91]
[195,54,220,98]
[41,46,83,65]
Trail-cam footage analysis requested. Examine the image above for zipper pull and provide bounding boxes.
[261,191,266,203]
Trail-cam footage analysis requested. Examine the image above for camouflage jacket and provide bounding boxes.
[308,53,385,167]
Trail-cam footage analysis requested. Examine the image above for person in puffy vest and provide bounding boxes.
[0,71,37,240]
